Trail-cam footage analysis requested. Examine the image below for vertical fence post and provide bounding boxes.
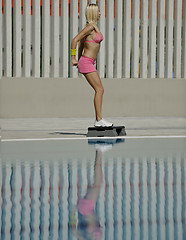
[51,0,59,77]
[165,0,174,78]
[182,0,186,78]
[114,160,122,238]
[148,160,157,239]
[123,0,131,78]
[88,160,94,185]
[97,165,105,239]
[131,161,140,238]
[123,161,131,239]
[157,159,166,240]
[31,162,40,239]
[22,163,31,240]
[1,1,185,80]
[148,0,157,78]
[69,161,78,237]
[32,0,40,77]
[0,0,2,78]
[174,0,182,78]
[140,159,148,239]
[105,161,114,239]
[4,164,11,239]
[79,0,87,34]
[23,0,31,77]
[165,160,174,239]
[61,0,69,78]
[79,160,88,198]
[114,0,123,78]
[173,159,182,239]
[106,0,114,78]
[41,163,50,239]
[52,162,59,239]
[13,0,21,77]
[182,159,186,231]
[89,0,96,4]
[13,165,22,239]
[4,0,12,77]
[140,0,148,78]
[131,0,139,78]
[157,0,165,78]
[79,0,87,78]
[42,0,50,77]
[60,162,69,239]
[97,0,106,78]
[70,0,78,78]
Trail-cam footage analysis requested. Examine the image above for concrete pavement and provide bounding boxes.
[1,117,186,140]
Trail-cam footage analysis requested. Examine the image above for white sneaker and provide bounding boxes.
[94,118,113,127]
[95,144,113,153]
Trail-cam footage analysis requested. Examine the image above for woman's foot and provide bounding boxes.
[94,118,113,127]
[95,143,113,153]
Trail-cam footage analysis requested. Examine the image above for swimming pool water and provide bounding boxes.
[0,138,186,239]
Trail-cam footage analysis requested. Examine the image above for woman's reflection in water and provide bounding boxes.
[70,146,106,240]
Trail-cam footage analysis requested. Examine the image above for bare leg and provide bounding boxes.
[86,149,102,202]
[83,71,104,121]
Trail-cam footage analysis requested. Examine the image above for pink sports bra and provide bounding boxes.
[85,32,103,44]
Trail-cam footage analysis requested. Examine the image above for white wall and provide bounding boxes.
[1,77,186,118]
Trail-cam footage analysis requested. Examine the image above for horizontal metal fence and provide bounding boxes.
[0,0,185,78]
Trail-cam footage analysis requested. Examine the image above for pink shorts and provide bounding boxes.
[78,56,97,74]
[78,198,95,215]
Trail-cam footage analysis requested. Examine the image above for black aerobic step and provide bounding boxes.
[87,126,126,137]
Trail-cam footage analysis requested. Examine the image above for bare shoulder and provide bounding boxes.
[85,24,94,32]
[81,24,94,35]
[73,24,94,42]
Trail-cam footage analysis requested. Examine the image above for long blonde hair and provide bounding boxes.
[85,4,100,33]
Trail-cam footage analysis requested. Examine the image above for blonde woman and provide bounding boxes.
[71,4,113,127]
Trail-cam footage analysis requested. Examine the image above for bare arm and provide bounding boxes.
[71,24,94,66]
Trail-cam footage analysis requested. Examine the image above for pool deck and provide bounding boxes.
[1,117,186,140]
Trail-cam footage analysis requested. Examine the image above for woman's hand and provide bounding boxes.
[71,58,78,68]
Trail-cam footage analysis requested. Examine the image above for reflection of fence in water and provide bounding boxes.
[0,0,185,78]
[0,156,185,239]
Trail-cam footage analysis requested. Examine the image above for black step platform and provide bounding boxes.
[87,126,126,137]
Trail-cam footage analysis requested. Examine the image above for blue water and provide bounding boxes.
[0,138,186,240]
